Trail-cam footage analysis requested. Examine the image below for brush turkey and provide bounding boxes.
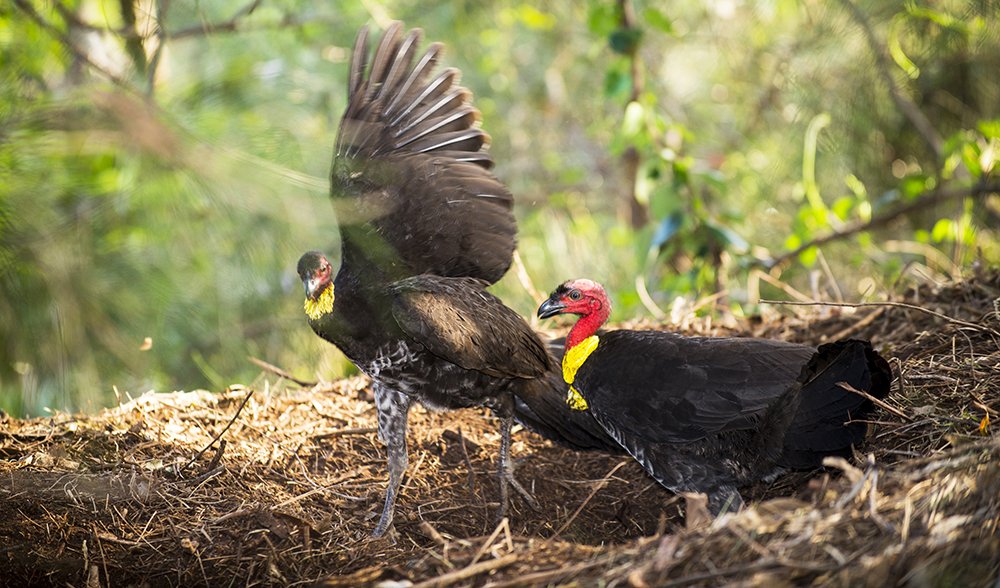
[296,24,617,536]
[537,279,892,514]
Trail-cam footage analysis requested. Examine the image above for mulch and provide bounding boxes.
[1,271,998,587]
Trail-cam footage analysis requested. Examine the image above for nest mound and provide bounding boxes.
[2,272,998,587]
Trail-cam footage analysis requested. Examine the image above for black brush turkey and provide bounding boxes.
[537,279,892,514]
[296,24,616,536]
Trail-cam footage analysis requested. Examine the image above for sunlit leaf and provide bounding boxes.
[931,218,953,242]
[797,246,817,266]
[979,120,1000,140]
[888,15,920,79]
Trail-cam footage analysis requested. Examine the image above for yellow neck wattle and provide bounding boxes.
[304,285,335,320]
[562,335,599,411]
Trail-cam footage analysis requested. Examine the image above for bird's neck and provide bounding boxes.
[566,310,607,350]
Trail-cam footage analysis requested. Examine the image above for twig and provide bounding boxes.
[759,298,997,336]
[469,517,511,566]
[837,0,943,159]
[763,182,1000,269]
[828,306,886,341]
[248,356,316,387]
[181,388,254,472]
[552,460,629,539]
[837,381,913,422]
[411,553,519,588]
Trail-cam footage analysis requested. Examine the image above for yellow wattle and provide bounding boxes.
[303,285,335,320]
[561,335,599,412]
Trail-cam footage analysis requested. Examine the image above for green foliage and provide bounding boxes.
[1,0,998,416]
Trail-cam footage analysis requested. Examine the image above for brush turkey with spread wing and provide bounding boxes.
[296,23,616,537]
[537,279,892,514]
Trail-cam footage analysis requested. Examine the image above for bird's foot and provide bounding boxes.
[504,470,541,511]
[371,508,394,538]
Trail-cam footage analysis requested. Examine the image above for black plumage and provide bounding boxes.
[296,24,616,536]
[537,279,892,514]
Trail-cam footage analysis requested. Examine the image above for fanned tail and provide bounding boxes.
[780,339,893,468]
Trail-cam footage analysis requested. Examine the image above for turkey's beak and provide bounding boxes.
[303,274,323,300]
[537,297,566,319]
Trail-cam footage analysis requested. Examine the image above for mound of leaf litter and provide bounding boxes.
[1,271,998,587]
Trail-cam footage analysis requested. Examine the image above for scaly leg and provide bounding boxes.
[496,412,541,524]
[372,384,411,537]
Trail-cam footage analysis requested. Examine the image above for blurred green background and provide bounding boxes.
[1,0,997,417]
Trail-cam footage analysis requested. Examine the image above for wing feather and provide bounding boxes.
[332,23,515,284]
[389,276,551,379]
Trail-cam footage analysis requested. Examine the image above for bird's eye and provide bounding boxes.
[569,289,582,301]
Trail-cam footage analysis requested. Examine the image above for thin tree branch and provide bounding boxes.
[248,356,316,387]
[13,0,133,90]
[762,181,1000,268]
[838,0,943,160]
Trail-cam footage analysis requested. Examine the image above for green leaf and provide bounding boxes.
[587,3,618,36]
[643,8,674,34]
[797,246,817,267]
[604,66,633,100]
[979,119,1000,140]
[609,28,643,55]
[961,142,983,177]
[832,196,854,221]
[931,218,953,242]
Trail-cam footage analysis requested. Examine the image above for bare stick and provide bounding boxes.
[760,298,995,336]
[763,182,999,269]
[248,356,316,387]
[181,388,254,472]
[552,460,630,539]
[837,381,912,422]
[412,553,520,588]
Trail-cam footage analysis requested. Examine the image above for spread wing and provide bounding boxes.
[577,331,816,444]
[332,23,515,284]
[389,275,551,379]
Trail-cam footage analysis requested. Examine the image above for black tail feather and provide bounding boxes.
[780,339,892,468]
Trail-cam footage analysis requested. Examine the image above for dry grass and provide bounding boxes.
[1,271,998,587]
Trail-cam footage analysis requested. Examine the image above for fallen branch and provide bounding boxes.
[248,356,316,387]
[759,298,997,336]
[412,553,519,588]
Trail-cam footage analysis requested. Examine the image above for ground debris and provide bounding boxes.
[1,272,998,586]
